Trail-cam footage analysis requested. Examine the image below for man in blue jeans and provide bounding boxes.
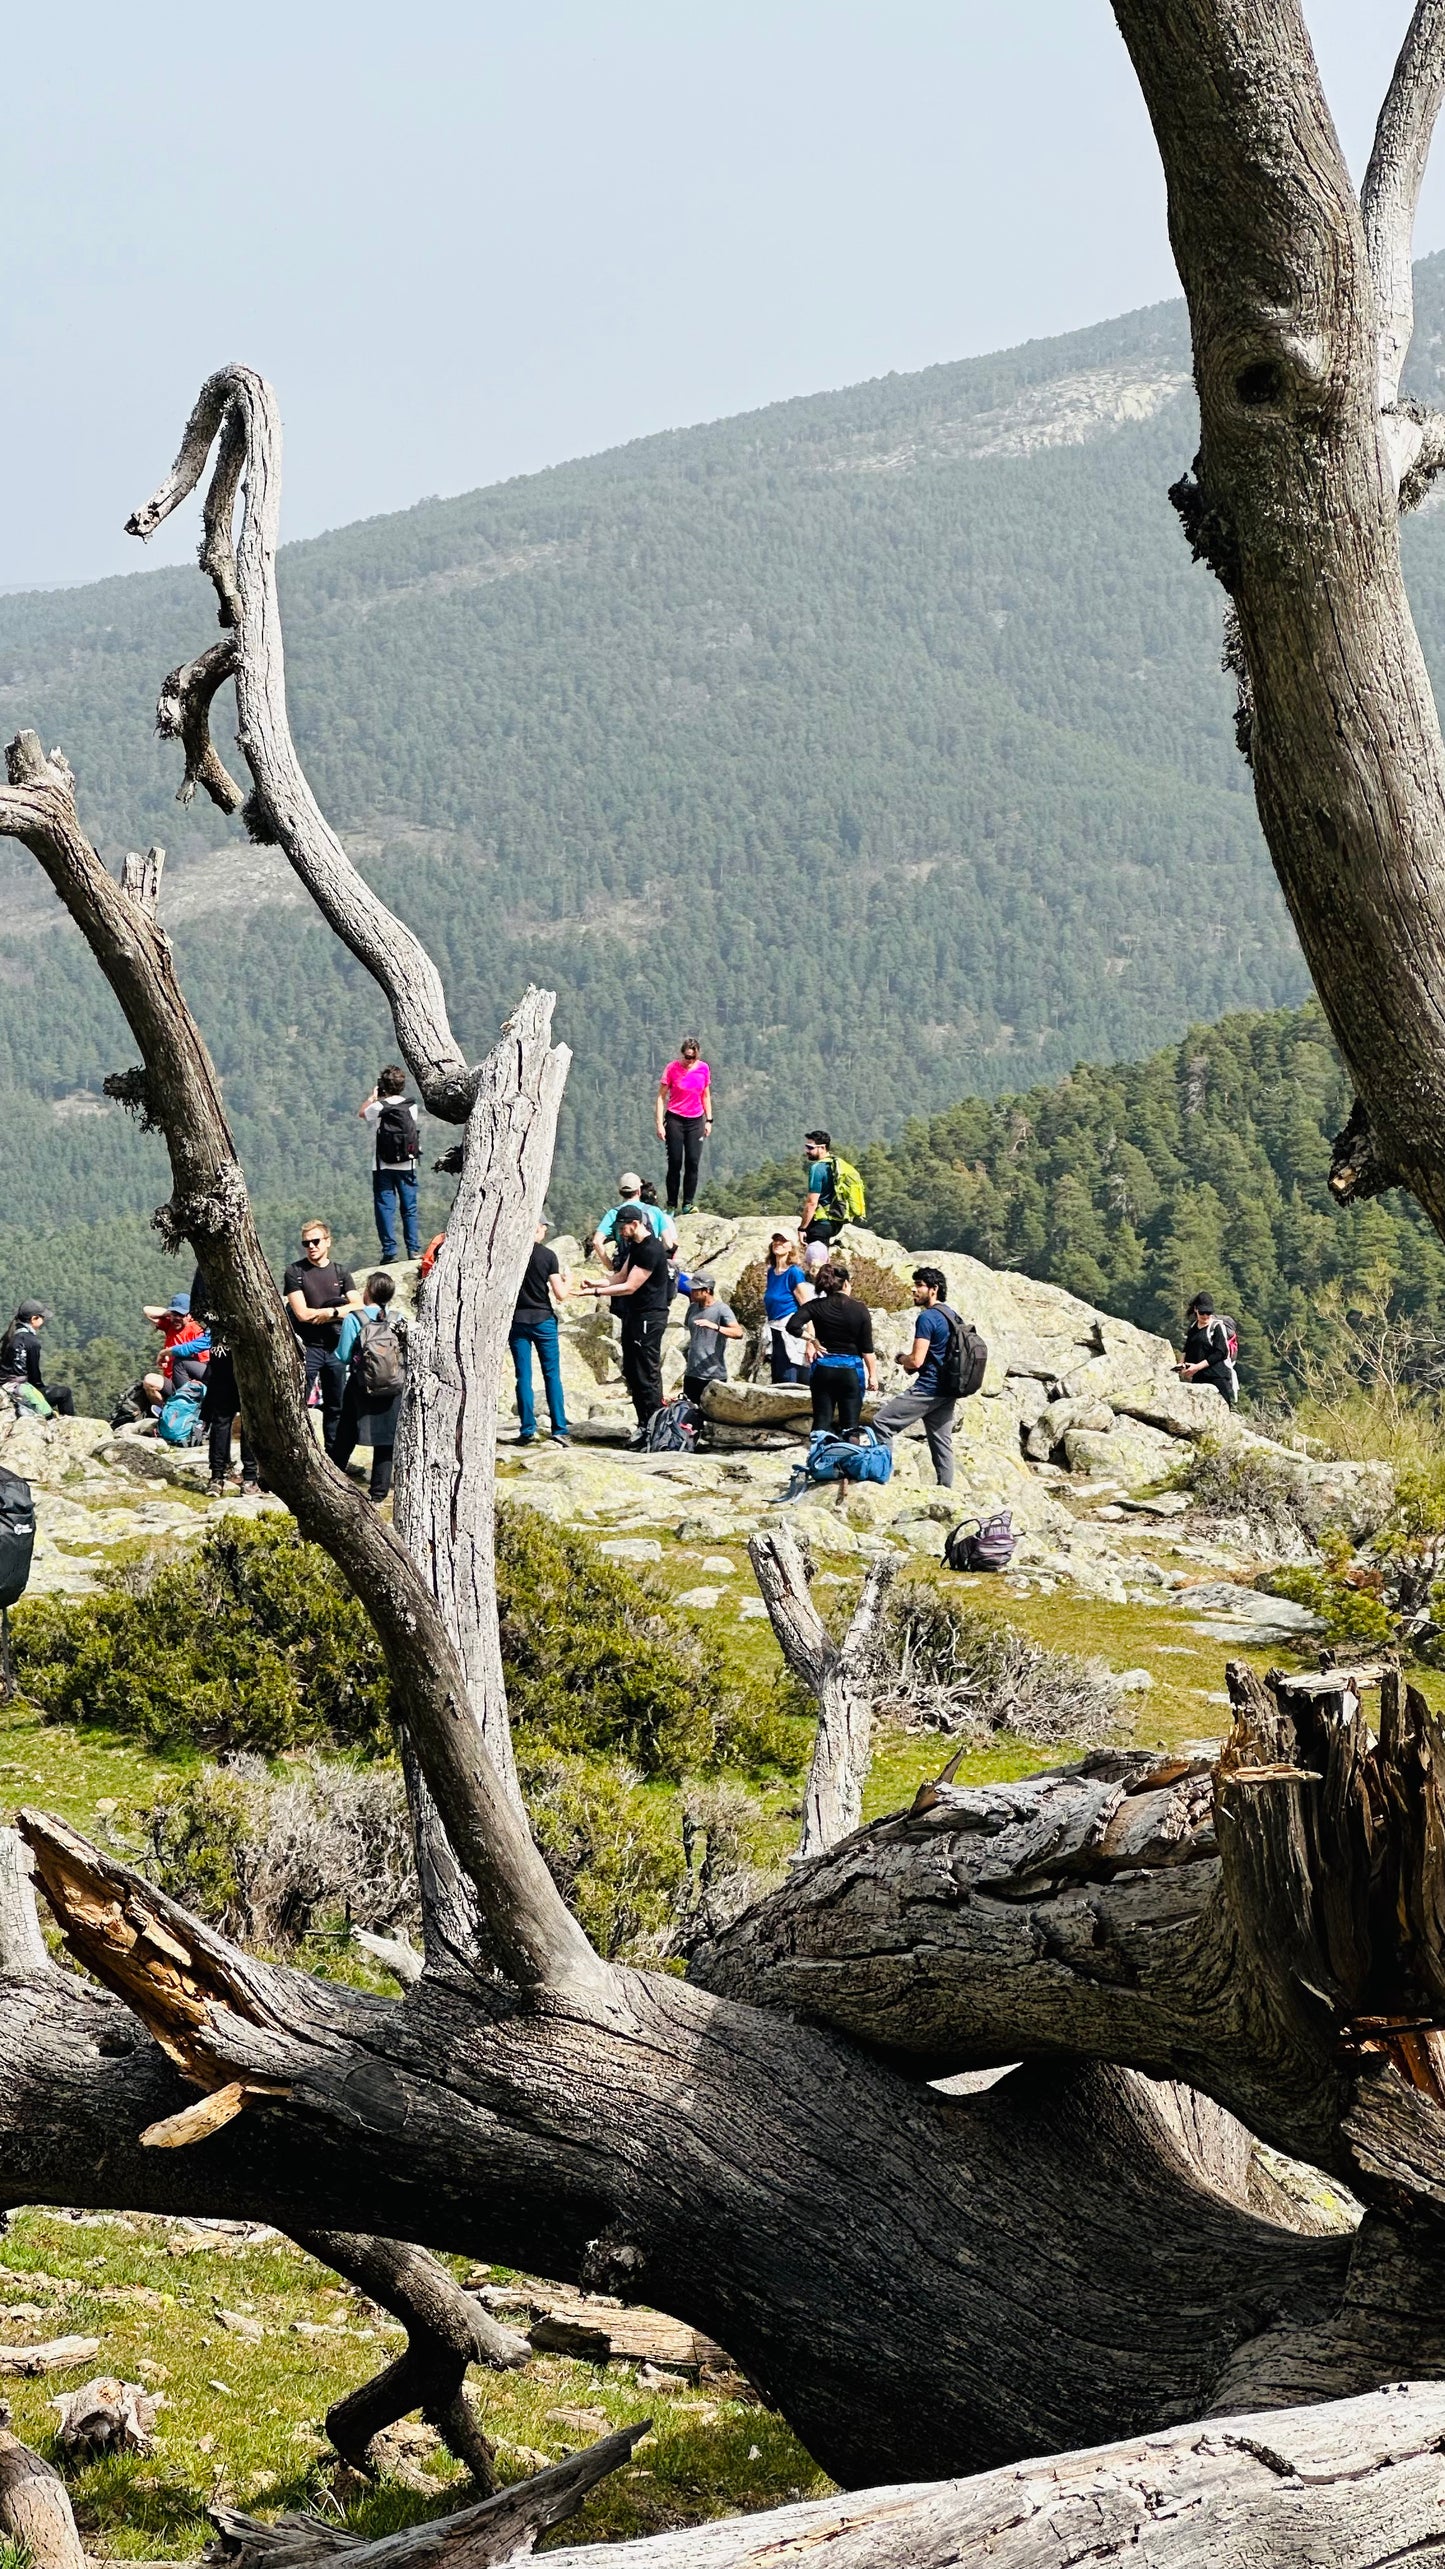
[358,1064,422,1261]
[509,1220,571,1445]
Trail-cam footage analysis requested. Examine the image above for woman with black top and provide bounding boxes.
[796,1262,876,1437]
[0,1305,74,1416]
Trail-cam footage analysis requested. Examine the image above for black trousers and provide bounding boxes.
[620,1314,667,1428]
[331,1387,395,1502]
[664,1111,705,1210]
[43,1384,75,1417]
[802,1217,838,1248]
[303,1343,347,1450]
[201,1349,256,1484]
[810,1359,865,1436]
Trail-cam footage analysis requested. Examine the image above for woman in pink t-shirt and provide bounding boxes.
[654,1036,713,1213]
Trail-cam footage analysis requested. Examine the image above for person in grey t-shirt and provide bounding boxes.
[681,1275,743,1403]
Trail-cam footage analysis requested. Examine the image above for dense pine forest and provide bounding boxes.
[705,1002,1445,1401]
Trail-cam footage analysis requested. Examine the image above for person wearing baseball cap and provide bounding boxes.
[591,1172,677,1271]
[0,1302,74,1415]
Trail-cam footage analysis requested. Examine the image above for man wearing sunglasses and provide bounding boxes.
[283,1221,363,1453]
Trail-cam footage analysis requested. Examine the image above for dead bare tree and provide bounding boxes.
[8,13,1445,2533]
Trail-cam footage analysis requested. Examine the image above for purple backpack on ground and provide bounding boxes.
[944,1512,1016,1574]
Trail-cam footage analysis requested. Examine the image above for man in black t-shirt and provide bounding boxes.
[283,1221,362,1453]
[509,1220,571,1445]
[581,1207,672,1438]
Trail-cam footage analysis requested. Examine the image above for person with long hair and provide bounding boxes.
[0,1304,74,1416]
[795,1262,876,1438]
[655,1037,712,1215]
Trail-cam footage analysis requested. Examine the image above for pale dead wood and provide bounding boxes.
[0,2403,87,2569]
[52,2374,158,2456]
[0,1827,49,1979]
[1362,0,1445,409]
[746,1531,896,1853]
[126,370,475,1119]
[206,2425,649,2569]
[119,844,166,915]
[538,2382,1445,2567]
[0,2338,100,2377]
[394,989,570,1814]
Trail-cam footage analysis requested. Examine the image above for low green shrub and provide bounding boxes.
[12,1518,389,1755]
[1260,1564,1395,1651]
[13,1508,805,1780]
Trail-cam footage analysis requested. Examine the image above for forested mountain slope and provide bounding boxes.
[6,258,1445,1286]
[707,1002,1445,1401]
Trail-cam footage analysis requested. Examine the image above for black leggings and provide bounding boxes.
[43,1384,75,1417]
[810,1360,864,1436]
[664,1111,705,1210]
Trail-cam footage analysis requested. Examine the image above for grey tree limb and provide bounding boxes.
[746,1532,896,1853]
[394,990,570,1811]
[291,2231,528,2488]
[125,370,475,1120]
[0,2405,86,2569]
[538,2381,1445,2568]
[0,733,601,2000]
[1362,0,1445,408]
[1109,0,1445,1242]
[207,2424,648,2569]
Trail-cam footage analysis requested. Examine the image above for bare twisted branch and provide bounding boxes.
[127,368,475,1119]
[1364,0,1445,410]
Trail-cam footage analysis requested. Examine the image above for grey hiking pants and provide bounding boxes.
[873,1386,957,1487]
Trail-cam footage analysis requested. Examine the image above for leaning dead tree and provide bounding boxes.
[4,5,1445,2541]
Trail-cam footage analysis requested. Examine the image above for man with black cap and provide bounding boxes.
[581,1205,672,1438]
[0,1304,73,1415]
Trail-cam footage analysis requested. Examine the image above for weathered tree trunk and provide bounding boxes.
[0,2408,86,2569]
[1109,0,1445,1235]
[747,1531,895,1853]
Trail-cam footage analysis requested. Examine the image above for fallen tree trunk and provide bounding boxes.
[537,2381,1445,2567]
[0,2404,86,2569]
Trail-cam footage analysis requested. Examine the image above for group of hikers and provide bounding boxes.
[0,1043,1241,1505]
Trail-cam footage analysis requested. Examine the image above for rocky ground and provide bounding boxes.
[0,1212,1389,1673]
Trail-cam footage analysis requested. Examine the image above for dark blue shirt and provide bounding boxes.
[911,1305,952,1397]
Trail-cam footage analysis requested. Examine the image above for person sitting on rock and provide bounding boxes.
[1177,1292,1238,1406]
[794,1262,876,1437]
[873,1267,958,1488]
[592,1174,678,1269]
[762,1233,809,1383]
[681,1273,743,1409]
[0,1304,74,1417]
[140,1294,207,1414]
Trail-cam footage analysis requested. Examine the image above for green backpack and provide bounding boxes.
[823,1155,867,1223]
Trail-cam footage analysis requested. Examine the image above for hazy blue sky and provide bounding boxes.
[4,2,1442,588]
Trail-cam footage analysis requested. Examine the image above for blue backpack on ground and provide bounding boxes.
[157,1380,206,1447]
[798,1425,894,1488]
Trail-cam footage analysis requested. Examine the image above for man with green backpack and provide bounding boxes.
[799,1128,867,1248]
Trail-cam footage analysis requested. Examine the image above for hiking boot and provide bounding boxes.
[517,1434,538,1447]
[551,1433,571,1446]
[206,1477,227,1500]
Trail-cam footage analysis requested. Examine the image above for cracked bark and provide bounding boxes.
[1110,0,1445,1237]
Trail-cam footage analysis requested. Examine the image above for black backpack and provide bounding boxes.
[643,1396,703,1454]
[377,1098,419,1164]
[938,1307,988,1402]
[944,1512,1016,1575]
[0,1467,36,1610]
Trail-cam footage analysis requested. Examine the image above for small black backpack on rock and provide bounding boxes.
[944,1511,1016,1574]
